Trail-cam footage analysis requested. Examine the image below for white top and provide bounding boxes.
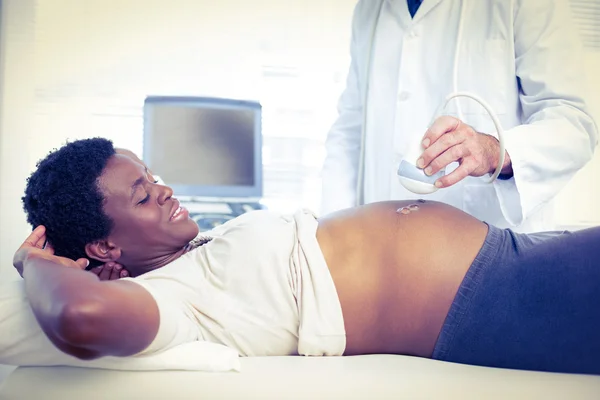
[125,209,346,357]
[321,0,597,232]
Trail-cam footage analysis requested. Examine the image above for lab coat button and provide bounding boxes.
[408,30,417,38]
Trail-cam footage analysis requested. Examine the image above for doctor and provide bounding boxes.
[321,0,598,232]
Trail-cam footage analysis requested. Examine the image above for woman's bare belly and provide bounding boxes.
[315,200,488,358]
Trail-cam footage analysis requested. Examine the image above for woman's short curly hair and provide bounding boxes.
[22,137,116,267]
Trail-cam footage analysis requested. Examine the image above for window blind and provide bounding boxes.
[570,0,600,51]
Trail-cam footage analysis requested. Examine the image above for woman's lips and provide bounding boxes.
[170,206,189,221]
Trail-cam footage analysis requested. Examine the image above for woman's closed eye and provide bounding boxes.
[137,193,150,205]
[136,179,159,205]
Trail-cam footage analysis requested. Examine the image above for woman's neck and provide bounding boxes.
[124,246,188,277]
[121,236,212,277]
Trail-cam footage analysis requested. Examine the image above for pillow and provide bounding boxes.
[0,279,240,372]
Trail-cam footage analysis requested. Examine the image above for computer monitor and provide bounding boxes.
[143,96,263,200]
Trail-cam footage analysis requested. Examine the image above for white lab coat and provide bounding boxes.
[321,0,598,232]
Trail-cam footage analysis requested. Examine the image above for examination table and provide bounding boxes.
[1,355,599,399]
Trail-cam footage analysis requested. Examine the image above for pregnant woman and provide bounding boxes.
[14,138,599,375]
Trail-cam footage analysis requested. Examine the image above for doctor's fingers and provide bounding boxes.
[434,158,479,188]
[418,127,469,170]
[422,116,462,148]
[427,132,495,177]
[424,144,469,176]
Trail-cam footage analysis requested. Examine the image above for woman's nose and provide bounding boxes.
[156,183,173,205]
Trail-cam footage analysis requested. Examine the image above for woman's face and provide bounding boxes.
[99,153,199,263]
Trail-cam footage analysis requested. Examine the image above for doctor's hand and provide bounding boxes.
[417,116,513,188]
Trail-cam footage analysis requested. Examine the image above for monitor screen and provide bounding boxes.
[143,96,263,199]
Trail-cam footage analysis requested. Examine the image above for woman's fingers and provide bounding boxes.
[91,263,129,280]
[21,226,46,249]
[110,264,122,280]
[98,263,114,280]
[74,258,90,270]
[43,241,55,255]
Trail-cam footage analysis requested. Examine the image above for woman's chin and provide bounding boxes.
[189,222,201,238]
[180,222,201,244]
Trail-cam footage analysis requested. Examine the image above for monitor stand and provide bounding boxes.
[179,197,265,231]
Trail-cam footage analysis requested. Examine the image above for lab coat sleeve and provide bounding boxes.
[493,0,598,226]
[320,1,366,216]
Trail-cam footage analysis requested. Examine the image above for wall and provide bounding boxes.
[0,0,355,281]
[0,1,599,282]
[0,0,36,282]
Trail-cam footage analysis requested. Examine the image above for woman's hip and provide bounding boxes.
[432,224,600,375]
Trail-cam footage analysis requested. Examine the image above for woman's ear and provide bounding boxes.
[85,240,122,263]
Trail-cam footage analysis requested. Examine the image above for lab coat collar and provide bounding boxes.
[386,0,446,27]
[413,0,446,23]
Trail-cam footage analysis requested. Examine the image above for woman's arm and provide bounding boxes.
[16,226,159,360]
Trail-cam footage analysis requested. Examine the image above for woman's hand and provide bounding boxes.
[90,262,129,281]
[14,226,130,281]
[13,225,89,278]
